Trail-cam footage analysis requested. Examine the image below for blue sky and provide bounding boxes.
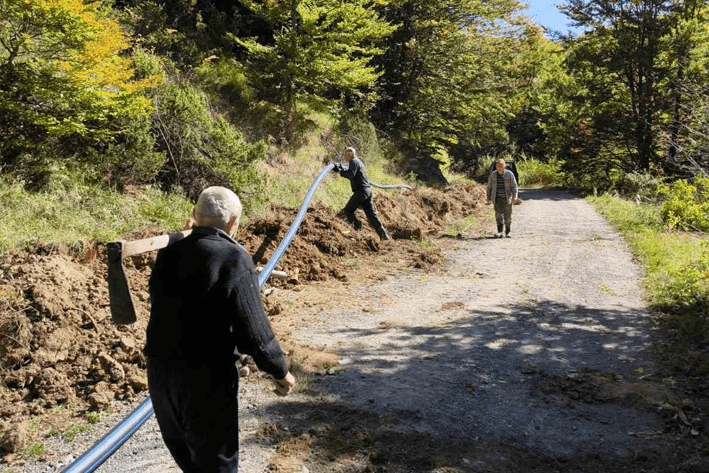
[521,0,580,34]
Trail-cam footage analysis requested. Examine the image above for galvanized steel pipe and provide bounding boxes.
[62,163,409,472]
[62,164,335,473]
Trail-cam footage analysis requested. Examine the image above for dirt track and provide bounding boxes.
[21,188,687,472]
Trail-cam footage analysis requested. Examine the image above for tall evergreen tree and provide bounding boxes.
[235,0,396,123]
[562,0,674,172]
[372,0,532,180]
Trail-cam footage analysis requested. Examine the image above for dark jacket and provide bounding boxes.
[340,157,370,192]
[145,226,288,379]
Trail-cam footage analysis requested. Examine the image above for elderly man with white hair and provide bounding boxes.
[333,146,391,240]
[145,186,295,473]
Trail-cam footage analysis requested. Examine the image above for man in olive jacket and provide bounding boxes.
[146,186,295,473]
[486,159,519,238]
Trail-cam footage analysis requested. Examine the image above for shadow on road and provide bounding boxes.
[259,298,680,473]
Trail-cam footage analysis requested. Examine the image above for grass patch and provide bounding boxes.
[444,215,478,236]
[474,154,566,189]
[288,355,312,394]
[589,195,705,306]
[0,178,192,254]
[84,411,102,424]
[18,441,46,459]
[252,110,414,218]
[48,423,91,442]
[415,239,438,251]
[516,156,565,188]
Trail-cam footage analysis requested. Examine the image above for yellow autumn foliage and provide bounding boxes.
[1,0,161,137]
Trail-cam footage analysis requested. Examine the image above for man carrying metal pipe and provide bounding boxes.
[145,186,295,473]
[333,147,391,240]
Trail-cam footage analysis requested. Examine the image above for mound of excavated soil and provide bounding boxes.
[0,183,487,457]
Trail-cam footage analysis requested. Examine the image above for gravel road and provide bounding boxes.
[301,189,663,458]
[24,189,665,472]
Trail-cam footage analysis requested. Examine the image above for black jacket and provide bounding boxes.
[145,226,288,379]
[340,157,370,192]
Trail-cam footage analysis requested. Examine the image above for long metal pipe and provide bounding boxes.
[62,164,336,473]
[62,164,411,472]
[371,182,412,190]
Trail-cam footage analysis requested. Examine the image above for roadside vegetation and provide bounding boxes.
[589,176,709,385]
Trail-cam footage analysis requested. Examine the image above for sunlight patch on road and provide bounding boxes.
[561,322,613,334]
[518,344,544,355]
[486,338,513,350]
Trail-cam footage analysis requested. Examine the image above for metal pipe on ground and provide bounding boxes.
[62,164,335,473]
[62,164,411,473]
[371,182,412,190]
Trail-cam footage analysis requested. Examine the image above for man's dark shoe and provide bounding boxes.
[378,228,391,241]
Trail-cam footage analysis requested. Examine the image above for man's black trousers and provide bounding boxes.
[147,357,239,473]
[343,188,384,232]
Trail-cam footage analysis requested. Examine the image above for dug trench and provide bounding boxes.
[0,183,486,465]
[2,185,709,472]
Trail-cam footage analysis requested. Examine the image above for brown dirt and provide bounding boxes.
[0,183,488,460]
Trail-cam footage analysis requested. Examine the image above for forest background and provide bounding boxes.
[2,0,709,198]
[2,0,709,200]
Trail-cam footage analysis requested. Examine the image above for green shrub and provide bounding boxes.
[19,441,46,458]
[657,177,709,231]
[132,47,167,82]
[609,171,663,200]
[661,241,709,307]
[151,79,268,208]
[334,114,384,167]
[516,156,564,188]
[194,58,256,104]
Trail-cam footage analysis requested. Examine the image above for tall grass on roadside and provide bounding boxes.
[0,179,192,253]
[515,156,565,188]
[589,194,707,309]
[252,110,416,218]
[475,154,565,188]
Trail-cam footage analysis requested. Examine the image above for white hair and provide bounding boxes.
[194,186,242,230]
[345,147,358,158]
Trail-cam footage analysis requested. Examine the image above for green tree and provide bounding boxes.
[662,0,709,175]
[0,0,160,184]
[561,0,674,173]
[372,0,532,180]
[505,30,581,162]
[555,0,709,185]
[234,0,396,124]
[149,78,267,204]
[118,0,267,68]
